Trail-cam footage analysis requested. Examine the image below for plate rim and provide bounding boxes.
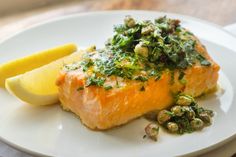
[0,10,236,157]
[1,10,236,45]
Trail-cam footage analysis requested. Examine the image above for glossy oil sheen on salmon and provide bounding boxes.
[56,16,220,130]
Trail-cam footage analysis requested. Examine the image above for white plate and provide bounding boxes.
[0,11,236,157]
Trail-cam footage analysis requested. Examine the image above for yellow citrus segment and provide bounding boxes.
[5,75,59,105]
[5,51,84,105]
[0,43,77,87]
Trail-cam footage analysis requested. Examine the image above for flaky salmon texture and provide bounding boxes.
[56,16,220,130]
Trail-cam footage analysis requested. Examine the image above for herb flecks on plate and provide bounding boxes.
[63,16,211,90]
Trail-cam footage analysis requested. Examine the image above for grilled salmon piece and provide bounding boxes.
[56,16,220,130]
[56,45,219,130]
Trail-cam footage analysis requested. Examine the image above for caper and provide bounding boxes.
[167,122,179,133]
[186,109,196,120]
[105,38,112,46]
[153,29,161,37]
[171,106,184,116]
[204,110,214,117]
[157,110,172,124]
[144,111,158,121]
[176,95,194,106]
[190,118,204,130]
[182,106,195,120]
[134,43,149,57]
[182,106,190,112]
[141,25,155,35]
[144,123,159,141]
[86,45,96,52]
[124,15,136,28]
[199,113,211,125]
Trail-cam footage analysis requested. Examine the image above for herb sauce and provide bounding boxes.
[64,16,211,89]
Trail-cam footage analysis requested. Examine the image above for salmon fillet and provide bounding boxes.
[56,45,219,130]
[56,17,220,130]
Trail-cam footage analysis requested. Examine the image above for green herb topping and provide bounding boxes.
[64,16,211,89]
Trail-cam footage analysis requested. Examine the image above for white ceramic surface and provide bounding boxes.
[225,24,236,36]
[0,11,236,157]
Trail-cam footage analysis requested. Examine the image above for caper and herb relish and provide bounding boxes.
[144,94,214,141]
[64,16,211,90]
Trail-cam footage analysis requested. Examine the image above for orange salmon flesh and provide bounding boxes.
[56,41,220,130]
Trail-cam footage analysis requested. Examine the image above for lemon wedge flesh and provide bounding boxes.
[0,43,77,87]
[5,51,83,105]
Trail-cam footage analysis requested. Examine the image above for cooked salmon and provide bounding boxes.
[56,16,220,130]
[56,46,219,130]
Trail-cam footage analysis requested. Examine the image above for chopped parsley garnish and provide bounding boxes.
[140,85,145,91]
[77,86,84,91]
[85,74,106,87]
[178,71,185,80]
[104,85,113,90]
[64,16,211,89]
[178,71,186,84]
[80,58,94,72]
[135,75,148,82]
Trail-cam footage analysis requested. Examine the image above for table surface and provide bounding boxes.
[0,0,236,157]
[1,0,236,40]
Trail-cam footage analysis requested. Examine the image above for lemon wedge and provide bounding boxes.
[5,51,83,105]
[0,43,77,87]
